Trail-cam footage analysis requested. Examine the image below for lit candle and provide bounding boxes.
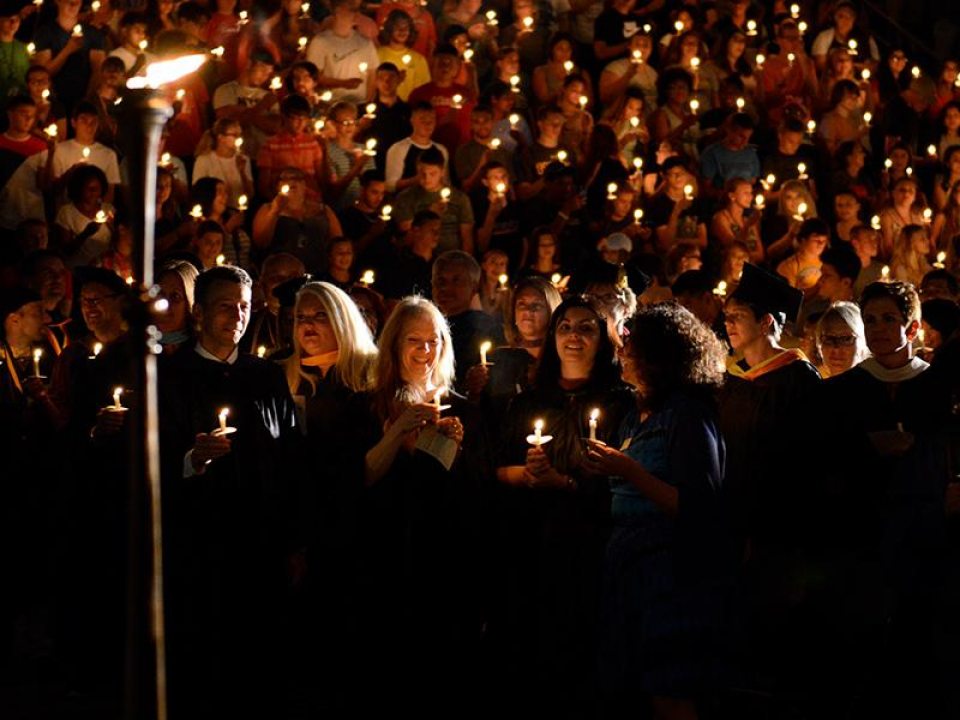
[160,151,172,165]
[884,157,893,170]
[797,162,807,179]
[298,36,307,51]
[452,93,464,108]
[923,207,933,223]
[314,118,325,132]
[485,9,497,25]
[847,38,858,55]
[510,76,521,94]
[762,173,776,190]
[633,208,643,224]
[497,273,508,290]
[806,119,816,133]
[606,182,618,200]
[861,68,871,81]
[629,115,640,129]
[218,408,229,434]
[463,48,474,63]
[631,49,643,64]
[794,201,808,221]
[578,95,588,109]
[918,328,926,349]
[736,96,745,110]
[270,76,282,91]
[72,23,83,37]
[211,46,225,59]
[690,56,700,72]
[790,3,799,18]
[881,265,890,280]
[798,20,808,34]
[238,194,248,210]
[787,52,796,66]
[912,66,921,79]
[533,419,543,446]
[95,209,108,223]
[906,166,914,176]
[301,2,310,13]
[358,61,368,74]
[364,102,377,119]
[756,53,766,68]
[215,254,225,266]
[683,183,695,200]
[934,251,947,269]
[755,193,765,208]
[93,342,102,357]
[401,53,412,66]
[489,138,501,149]
[551,272,562,286]
[746,19,757,35]
[175,88,185,101]
[509,113,520,128]
[112,386,123,410]
[280,184,291,195]
[863,111,872,125]
[522,16,533,30]
[440,187,451,202]
[433,388,444,410]
[871,215,881,230]
[257,345,266,358]
[556,149,568,164]
[44,123,57,138]
[360,269,375,287]
[379,204,392,221]
[319,90,333,102]
[674,20,684,33]
[27,42,35,55]
[480,340,492,366]
[563,60,574,74]
[81,146,91,160]
[364,138,377,156]
[190,204,203,219]
[33,348,42,377]
[138,39,148,51]
[689,98,699,114]
[495,181,506,198]
[588,408,599,441]
[642,23,652,33]
[713,280,728,297]
[928,144,937,157]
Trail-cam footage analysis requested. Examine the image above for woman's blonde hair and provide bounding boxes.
[283,281,378,395]
[503,276,562,345]
[816,300,870,368]
[372,296,455,422]
[891,223,929,282]
[777,179,818,219]
[195,117,242,157]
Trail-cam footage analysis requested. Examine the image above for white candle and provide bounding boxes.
[440,187,451,202]
[787,52,796,66]
[510,77,521,94]
[365,102,377,119]
[563,60,574,74]
[379,204,392,221]
[298,36,307,50]
[588,408,599,441]
[238,10,248,22]
[881,265,890,280]
[215,254,226,266]
[280,184,290,196]
[95,210,108,223]
[358,61,368,74]
[480,340,491,366]
[606,182,618,200]
[27,42,35,55]
[190,204,203,219]
[923,208,933,223]
[863,111,872,125]
[433,388,444,410]
[928,144,937,157]
[631,49,642,64]
[533,419,543,446]
[684,184,695,200]
[93,342,102,357]
[747,19,757,35]
[498,273,508,289]
[797,162,807,179]
[33,348,42,377]
[633,208,643,224]
[629,116,640,129]
[847,39,858,54]
[861,68,871,81]
[736,96,745,110]
[72,24,83,37]
[674,20,684,32]
[578,95,588,109]
[790,3,800,17]
[912,66,921,79]
[257,345,266,358]
[113,386,123,410]
[755,193,765,208]
[522,16,533,29]
[270,76,282,91]
[495,182,506,198]
[713,280,728,297]
[489,138,501,149]
[632,157,643,172]
[485,9,497,25]
[217,408,230,434]
[509,113,520,128]
[798,20,808,34]
[690,56,700,72]
[139,39,148,51]
[314,119,325,132]
[211,46,225,59]
[871,215,881,230]
[551,272,562,286]
[319,90,333,102]
[756,53,765,68]
[806,119,816,133]
[238,194,248,210]
[364,138,378,156]
[402,53,412,66]
[452,93,464,108]
[360,270,375,286]
[463,48,474,63]
[934,251,947,268]
[81,146,91,160]
[689,98,699,114]
[556,150,568,164]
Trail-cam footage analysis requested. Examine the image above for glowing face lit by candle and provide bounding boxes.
[360,270,375,286]
[190,204,203,219]
[238,194,248,210]
[440,187,451,201]
[563,60,574,73]
[684,184,695,200]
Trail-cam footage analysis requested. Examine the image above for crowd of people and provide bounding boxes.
[2,0,960,717]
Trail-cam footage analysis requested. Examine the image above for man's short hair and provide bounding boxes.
[6,95,35,112]
[280,94,312,117]
[175,1,210,25]
[377,61,400,74]
[921,268,959,296]
[797,217,830,242]
[360,169,386,185]
[433,250,481,285]
[196,219,226,239]
[101,56,126,73]
[820,244,861,283]
[195,266,253,309]
[410,100,435,115]
[417,146,445,168]
[72,100,99,119]
[859,280,922,326]
[412,210,441,227]
[672,269,715,297]
[536,104,563,123]
[249,49,276,68]
[119,10,149,28]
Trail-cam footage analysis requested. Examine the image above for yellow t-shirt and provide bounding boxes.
[377,46,431,101]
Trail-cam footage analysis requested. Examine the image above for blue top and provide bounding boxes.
[35,22,106,110]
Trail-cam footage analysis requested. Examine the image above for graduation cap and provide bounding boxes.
[272,274,313,309]
[0,287,41,325]
[730,263,803,324]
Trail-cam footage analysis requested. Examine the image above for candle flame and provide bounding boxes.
[238,194,248,209]
[589,408,600,422]
[360,270,375,285]
[534,419,543,431]
[127,54,208,89]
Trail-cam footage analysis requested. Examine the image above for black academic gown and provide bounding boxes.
[159,347,302,719]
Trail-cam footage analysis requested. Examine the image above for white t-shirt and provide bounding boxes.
[51,139,121,184]
[193,151,252,209]
[305,29,379,104]
[0,151,46,230]
[55,202,114,268]
[107,46,154,72]
[602,58,659,115]
[212,81,276,158]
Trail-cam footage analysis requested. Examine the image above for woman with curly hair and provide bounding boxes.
[377,10,431,101]
[586,302,729,719]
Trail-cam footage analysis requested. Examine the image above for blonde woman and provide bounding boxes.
[356,296,483,704]
[761,179,818,266]
[890,223,933,287]
[192,118,255,210]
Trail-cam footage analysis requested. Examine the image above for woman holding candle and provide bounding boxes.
[878,177,927,259]
[931,139,960,211]
[931,180,960,261]
[190,177,252,270]
[377,10,431,101]
[598,33,659,118]
[355,296,482,709]
[192,118,254,211]
[155,260,197,354]
[710,177,764,265]
[532,33,589,106]
[891,223,933,287]
[520,226,566,282]
[53,164,114,269]
[493,295,634,714]
[259,0,320,69]
[760,179,818,267]
[776,217,830,292]
[701,30,757,111]
[582,302,728,719]
[600,89,650,170]
[817,79,869,156]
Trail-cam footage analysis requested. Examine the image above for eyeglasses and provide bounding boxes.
[820,334,857,347]
[80,294,120,308]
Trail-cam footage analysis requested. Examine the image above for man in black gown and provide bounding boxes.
[160,265,303,718]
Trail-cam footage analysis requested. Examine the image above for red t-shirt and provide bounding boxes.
[0,133,47,158]
[407,82,473,156]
